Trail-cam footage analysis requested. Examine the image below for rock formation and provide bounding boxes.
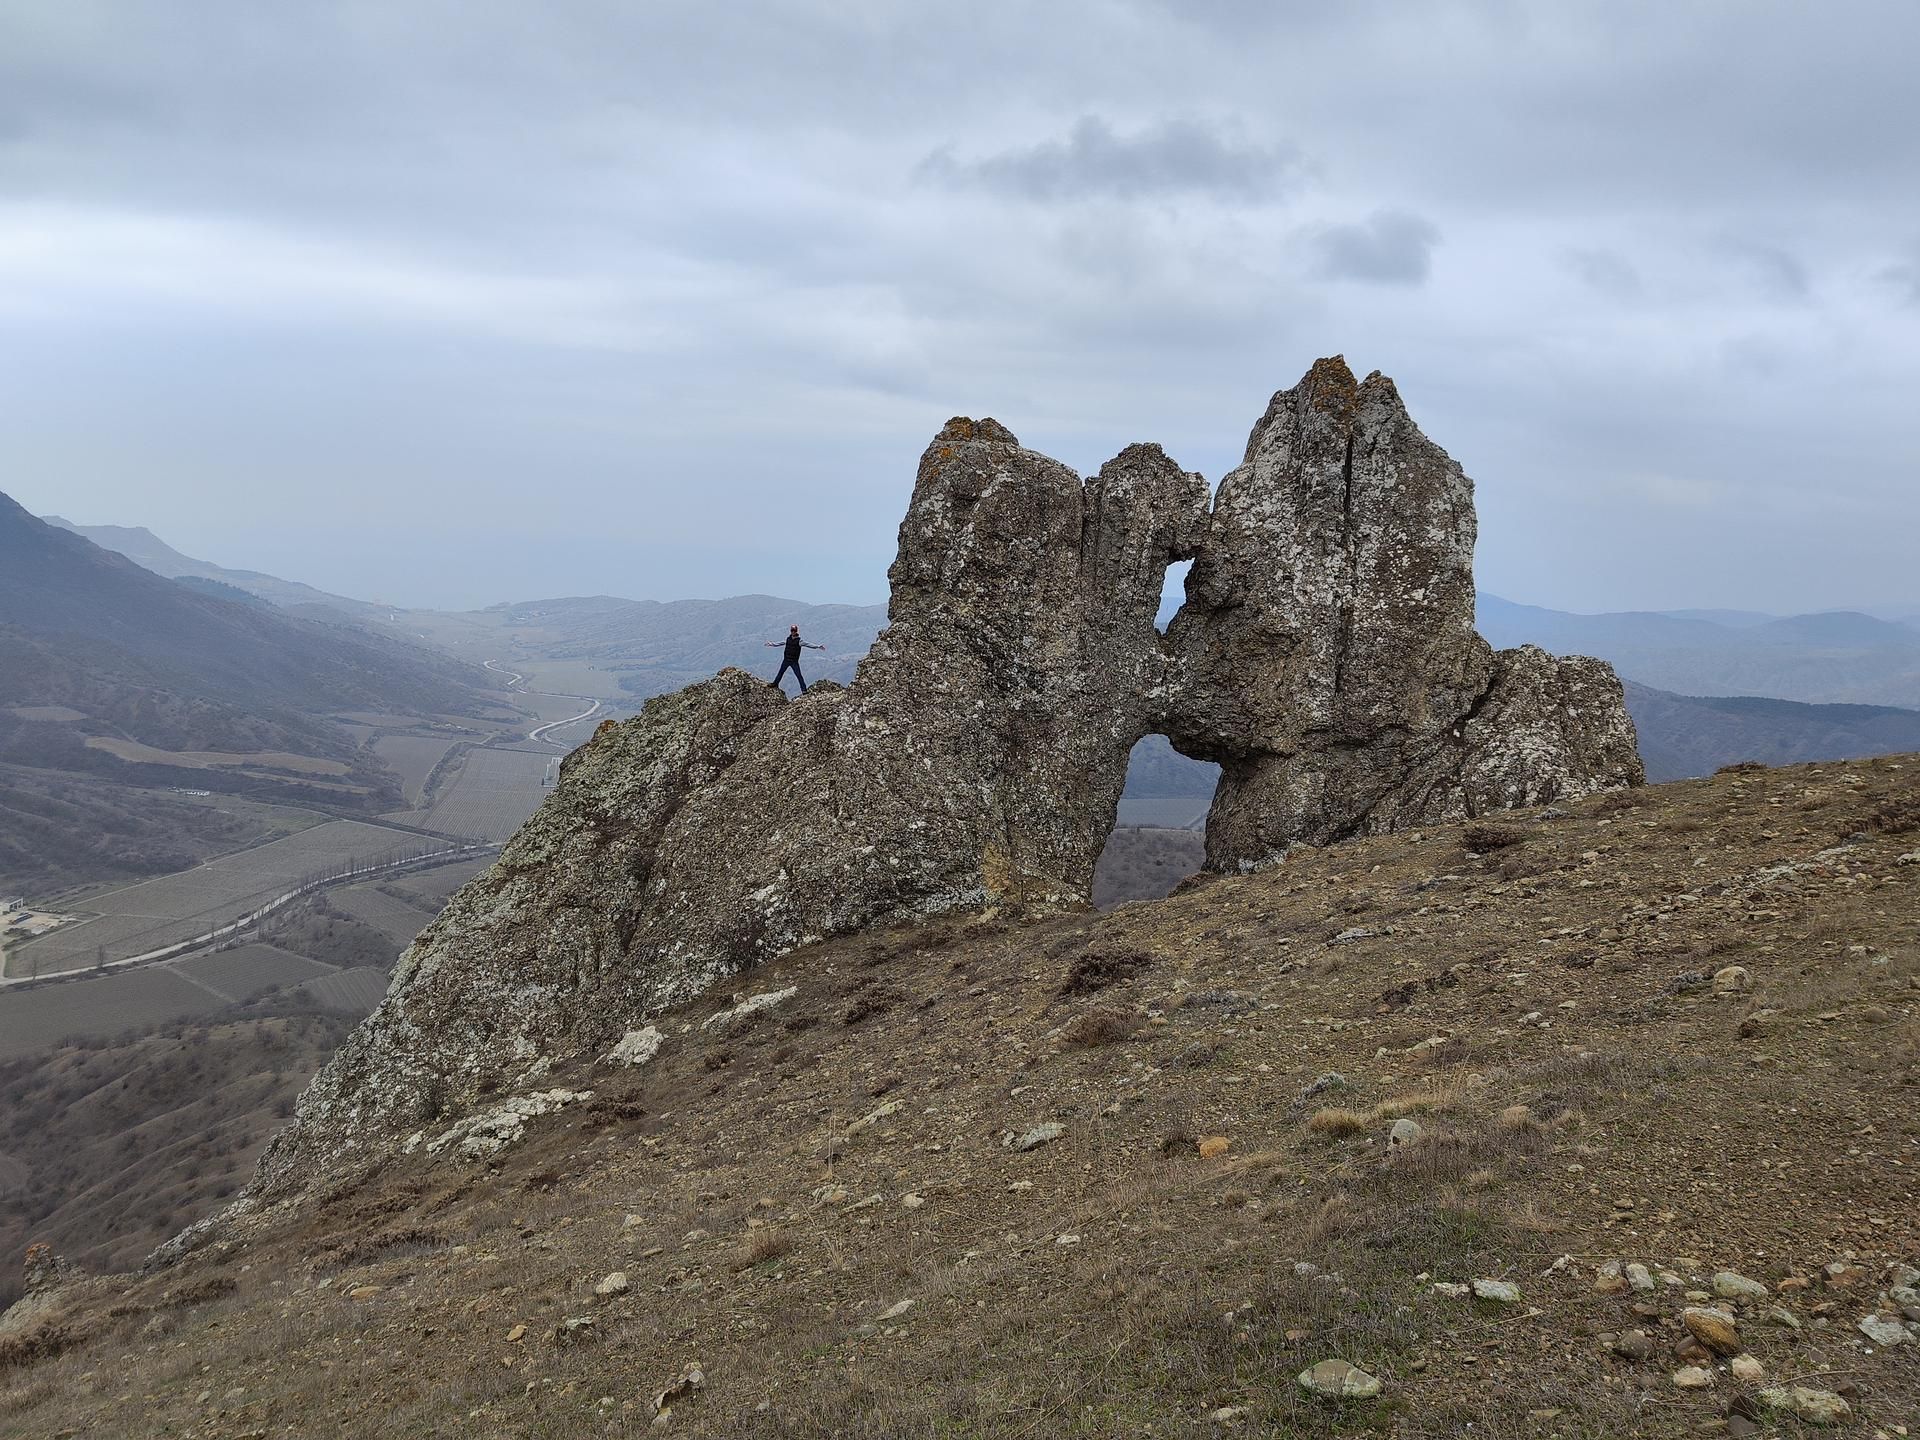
[1163,359,1642,864]
[241,359,1641,1206]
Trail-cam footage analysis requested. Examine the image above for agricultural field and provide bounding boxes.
[394,747,552,840]
[370,733,467,806]
[0,967,221,1060]
[82,738,352,776]
[170,945,334,1003]
[292,965,389,1015]
[328,885,437,946]
[387,856,491,906]
[5,821,447,976]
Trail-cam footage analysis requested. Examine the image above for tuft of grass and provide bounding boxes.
[1058,1006,1143,1048]
[730,1227,794,1272]
[1462,821,1528,852]
[1306,1107,1368,1137]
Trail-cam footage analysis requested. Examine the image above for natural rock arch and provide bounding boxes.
[246,358,1642,1199]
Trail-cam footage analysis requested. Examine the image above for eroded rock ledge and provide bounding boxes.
[244,358,1641,1204]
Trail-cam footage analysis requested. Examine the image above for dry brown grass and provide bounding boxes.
[729,1227,794,1272]
[1057,1005,1143,1047]
[1866,794,1920,834]
[1462,821,1528,851]
[1305,1106,1368,1137]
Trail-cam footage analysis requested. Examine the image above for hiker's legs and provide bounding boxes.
[794,662,807,694]
[772,659,796,689]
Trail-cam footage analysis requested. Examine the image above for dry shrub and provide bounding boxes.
[0,1322,76,1372]
[841,984,904,1026]
[1866,796,1920,835]
[1305,1107,1368,1138]
[1058,948,1151,997]
[1058,1006,1142,1048]
[1590,788,1643,814]
[730,1228,794,1272]
[1716,760,1768,775]
[1462,821,1528,852]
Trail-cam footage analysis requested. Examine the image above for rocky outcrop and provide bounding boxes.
[239,359,1640,1207]
[249,419,1209,1197]
[1165,360,1642,864]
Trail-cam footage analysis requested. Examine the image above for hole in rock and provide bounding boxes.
[1091,734,1219,908]
[1154,559,1192,637]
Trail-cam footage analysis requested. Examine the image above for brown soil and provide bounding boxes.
[3,756,1917,1437]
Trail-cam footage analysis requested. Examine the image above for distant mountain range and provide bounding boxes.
[1,493,498,848]
[40,517,381,618]
[40,510,1920,791]
[1478,594,1920,709]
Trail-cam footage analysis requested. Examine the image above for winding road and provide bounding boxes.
[484,659,605,750]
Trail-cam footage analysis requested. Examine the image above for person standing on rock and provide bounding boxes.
[767,625,825,694]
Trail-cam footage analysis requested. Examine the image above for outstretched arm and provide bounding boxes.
[807,643,826,650]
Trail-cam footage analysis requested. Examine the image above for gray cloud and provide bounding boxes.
[1307,210,1439,285]
[0,1,1917,616]
[1564,248,1643,300]
[1719,239,1810,300]
[918,116,1302,203]
[1880,248,1920,305]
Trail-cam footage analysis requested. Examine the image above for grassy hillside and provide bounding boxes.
[4,756,1915,1436]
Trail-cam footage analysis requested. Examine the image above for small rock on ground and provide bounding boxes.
[1297,1360,1382,1400]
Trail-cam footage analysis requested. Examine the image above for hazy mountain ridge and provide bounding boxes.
[1479,593,1920,707]
[0,495,507,881]
[41,516,382,617]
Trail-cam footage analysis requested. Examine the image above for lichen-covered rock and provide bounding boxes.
[1166,358,1641,865]
[233,359,1640,1213]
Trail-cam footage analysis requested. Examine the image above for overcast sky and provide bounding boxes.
[2,1,1915,614]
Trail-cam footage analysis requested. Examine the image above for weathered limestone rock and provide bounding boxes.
[1165,359,1641,865]
[236,359,1640,1210]
[248,421,1207,1199]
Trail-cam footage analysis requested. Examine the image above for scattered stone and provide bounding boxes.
[1758,1386,1852,1425]
[847,1099,904,1135]
[1712,966,1753,995]
[1760,1305,1801,1330]
[423,1089,595,1161]
[1858,1313,1911,1347]
[652,1364,705,1417]
[1301,1072,1348,1099]
[594,1272,630,1299]
[1209,1405,1250,1425]
[1730,1355,1765,1382]
[622,1213,646,1230]
[1682,1307,1741,1356]
[1713,1271,1769,1301]
[1472,1278,1521,1304]
[1611,1329,1653,1360]
[1672,1366,1715,1390]
[506,1324,526,1343]
[877,1299,914,1321]
[347,1285,381,1301]
[703,986,797,1032]
[1433,1282,1470,1299]
[901,1193,925,1209]
[1626,1262,1655,1293]
[1298,1360,1383,1400]
[1388,1118,1425,1147]
[1011,1122,1066,1152]
[604,1026,664,1067]
[1197,1135,1231,1159]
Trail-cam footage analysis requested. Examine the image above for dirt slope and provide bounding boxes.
[2,757,1917,1438]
